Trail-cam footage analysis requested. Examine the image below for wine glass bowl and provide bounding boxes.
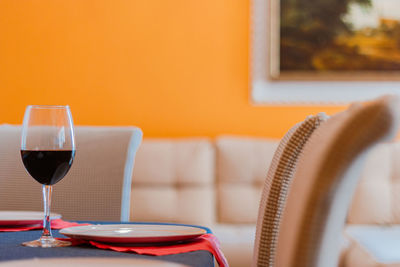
[20,150,75,185]
[20,105,75,247]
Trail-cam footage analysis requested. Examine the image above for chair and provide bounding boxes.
[253,113,328,267]
[270,95,400,267]
[0,125,142,221]
[253,96,400,267]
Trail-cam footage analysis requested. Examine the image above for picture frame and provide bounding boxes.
[250,0,400,105]
[269,0,400,81]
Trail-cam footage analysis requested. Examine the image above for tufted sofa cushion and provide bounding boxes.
[347,143,393,224]
[391,143,400,224]
[130,138,215,225]
[216,137,278,224]
[348,142,400,225]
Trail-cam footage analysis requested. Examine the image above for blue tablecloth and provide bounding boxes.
[0,222,214,267]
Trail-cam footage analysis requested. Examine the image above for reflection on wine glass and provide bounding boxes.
[20,105,75,248]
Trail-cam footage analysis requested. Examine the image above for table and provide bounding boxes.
[0,222,214,267]
[344,225,400,267]
[0,257,187,267]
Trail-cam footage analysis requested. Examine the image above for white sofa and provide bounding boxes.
[131,137,400,267]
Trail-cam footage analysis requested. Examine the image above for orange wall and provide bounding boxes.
[0,0,344,138]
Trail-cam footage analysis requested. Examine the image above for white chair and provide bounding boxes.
[275,96,400,267]
[253,113,328,267]
[0,125,142,221]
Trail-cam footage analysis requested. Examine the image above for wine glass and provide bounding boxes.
[20,105,76,247]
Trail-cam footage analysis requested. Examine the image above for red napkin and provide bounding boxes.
[60,234,228,267]
[0,219,89,232]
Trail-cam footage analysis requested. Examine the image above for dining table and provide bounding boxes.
[0,221,215,267]
[344,225,400,267]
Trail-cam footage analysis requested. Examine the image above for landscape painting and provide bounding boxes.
[270,0,400,80]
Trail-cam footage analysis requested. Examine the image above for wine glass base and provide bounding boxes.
[22,236,71,248]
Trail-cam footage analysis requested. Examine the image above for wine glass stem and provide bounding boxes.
[42,185,53,239]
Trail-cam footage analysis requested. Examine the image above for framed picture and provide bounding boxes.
[251,0,400,104]
[270,0,400,81]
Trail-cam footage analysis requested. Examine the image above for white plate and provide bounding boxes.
[60,224,207,244]
[0,257,188,267]
[0,211,61,226]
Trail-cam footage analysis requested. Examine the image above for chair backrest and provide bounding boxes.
[275,95,400,267]
[0,125,142,221]
[252,113,328,267]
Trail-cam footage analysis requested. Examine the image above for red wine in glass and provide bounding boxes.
[20,105,75,248]
[20,150,75,185]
